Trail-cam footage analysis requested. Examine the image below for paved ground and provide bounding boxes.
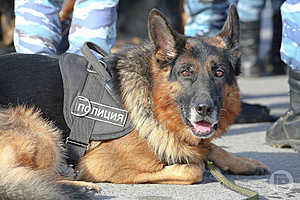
[91,75,300,200]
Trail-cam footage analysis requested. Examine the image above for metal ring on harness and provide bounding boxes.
[87,63,97,74]
[87,61,108,74]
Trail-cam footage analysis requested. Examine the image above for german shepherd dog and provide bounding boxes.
[0,5,269,199]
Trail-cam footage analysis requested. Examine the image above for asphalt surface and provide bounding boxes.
[90,76,300,200]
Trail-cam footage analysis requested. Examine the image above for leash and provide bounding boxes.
[206,160,259,200]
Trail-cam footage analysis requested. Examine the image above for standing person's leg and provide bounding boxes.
[183,0,230,37]
[66,0,119,56]
[264,0,286,75]
[14,0,63,55]
[266,1,300,151]
[237,0,265,77]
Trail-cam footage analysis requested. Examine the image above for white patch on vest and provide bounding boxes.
[71,96,128,127]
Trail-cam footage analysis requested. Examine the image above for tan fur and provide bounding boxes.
[0,106,100,199]
[0,106,62,172]
[204,36,227,49]
[216,82,241,137]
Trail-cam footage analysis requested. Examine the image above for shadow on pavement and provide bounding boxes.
[227,123,272,135]
[241,92,288,100]
[268,102,289,110]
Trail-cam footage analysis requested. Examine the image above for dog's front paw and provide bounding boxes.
[222,157,270,176]
[208,144,270,176]
[81,182,102,193]
[58,180,102,193]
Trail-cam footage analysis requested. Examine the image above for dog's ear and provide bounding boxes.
[148,9,178,62]
[217,4,239,49]
[218,4,241,75]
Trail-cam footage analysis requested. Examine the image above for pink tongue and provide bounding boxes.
[191,121,212,133]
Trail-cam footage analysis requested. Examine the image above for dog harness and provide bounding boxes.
[59,42,133,164]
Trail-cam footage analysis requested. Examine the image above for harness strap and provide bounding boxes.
[81,42,111,82]
[206,160,259,200]
[63,42,133,164]
[66,42,108,164]
[81,42,121,103]
[66,66,105,163]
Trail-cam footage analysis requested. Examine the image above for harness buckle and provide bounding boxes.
[87,63,97,74]
[86,60,108,75]
[66,137,90,150]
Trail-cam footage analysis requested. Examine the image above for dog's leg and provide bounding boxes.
[121,163,204,184]
[208,143,270,175]
[57,180,101,192]
[78,136,206,184]
[79,161,204,184]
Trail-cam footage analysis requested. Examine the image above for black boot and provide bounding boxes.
[266,68,300,151]
[264,11,287,75]
[240,20,263,77]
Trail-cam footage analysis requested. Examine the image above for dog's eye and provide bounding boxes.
[215,69,224,78]
[179,64,194,78]
[181,69,193,77]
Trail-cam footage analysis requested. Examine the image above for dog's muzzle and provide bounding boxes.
[187,104,219,139]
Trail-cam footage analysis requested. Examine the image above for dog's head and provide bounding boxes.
[149,5,241,141]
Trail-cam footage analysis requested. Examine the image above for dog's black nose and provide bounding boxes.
[195,104,213,116]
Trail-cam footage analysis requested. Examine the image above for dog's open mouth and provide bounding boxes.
[189,120,218,138]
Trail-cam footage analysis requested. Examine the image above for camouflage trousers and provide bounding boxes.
[14,0,118,56]
[184,0,283,37]
[281,1,300,70]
